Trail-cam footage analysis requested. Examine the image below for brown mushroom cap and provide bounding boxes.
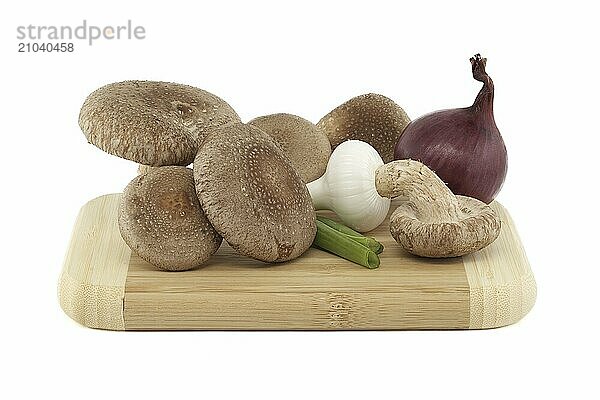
[317,93,410,163]
[248,113,331,183]
[79,80,240,166]
[194,123,316,262]
[119,166,222,271]
[389,196,501,258]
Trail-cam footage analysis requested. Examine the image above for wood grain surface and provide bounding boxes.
[58,194,536,330]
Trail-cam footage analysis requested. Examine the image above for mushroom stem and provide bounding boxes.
[374,160,461,222]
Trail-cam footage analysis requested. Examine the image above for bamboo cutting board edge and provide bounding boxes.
[58,193,536,331]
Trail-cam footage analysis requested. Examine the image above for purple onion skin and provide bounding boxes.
[394,54,507,204]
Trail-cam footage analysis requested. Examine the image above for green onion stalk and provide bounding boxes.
[312,216,384,269]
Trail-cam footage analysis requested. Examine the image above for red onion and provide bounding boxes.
[394,54,507,204]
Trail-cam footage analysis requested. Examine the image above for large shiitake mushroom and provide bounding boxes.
[79,80,240,166]
[119,166,222,271]
[194,123,316,263]
[248,113,331,183]
[317,93,410,163]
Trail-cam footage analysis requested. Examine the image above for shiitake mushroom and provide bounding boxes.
[193,123,317,263]
[79,80,240,166]
[317,93,410,163]
[248,113,331,183]
[119,166,222,271]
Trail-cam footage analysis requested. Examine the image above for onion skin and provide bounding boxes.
[394,54,507,204]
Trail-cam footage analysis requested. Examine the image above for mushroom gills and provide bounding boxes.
[375,160,501,258]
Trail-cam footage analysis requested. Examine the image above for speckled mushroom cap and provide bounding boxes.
[79,80,240,166]
[389,196,501,258]
[317,93,410,163]
[248,113,331,183]
[194,123,317,262]
[119,166,222,271]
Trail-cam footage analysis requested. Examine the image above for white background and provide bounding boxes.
[1,0,598,398]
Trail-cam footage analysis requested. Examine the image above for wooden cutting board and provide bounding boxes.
[58,193,536,330]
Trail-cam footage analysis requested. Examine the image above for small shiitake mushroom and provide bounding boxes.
[375,160,501,258]
[248,113,331,183]
[119,166,222,271]
[317,93,410,163]
[194,123,316,262]
[79,80,240,166]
